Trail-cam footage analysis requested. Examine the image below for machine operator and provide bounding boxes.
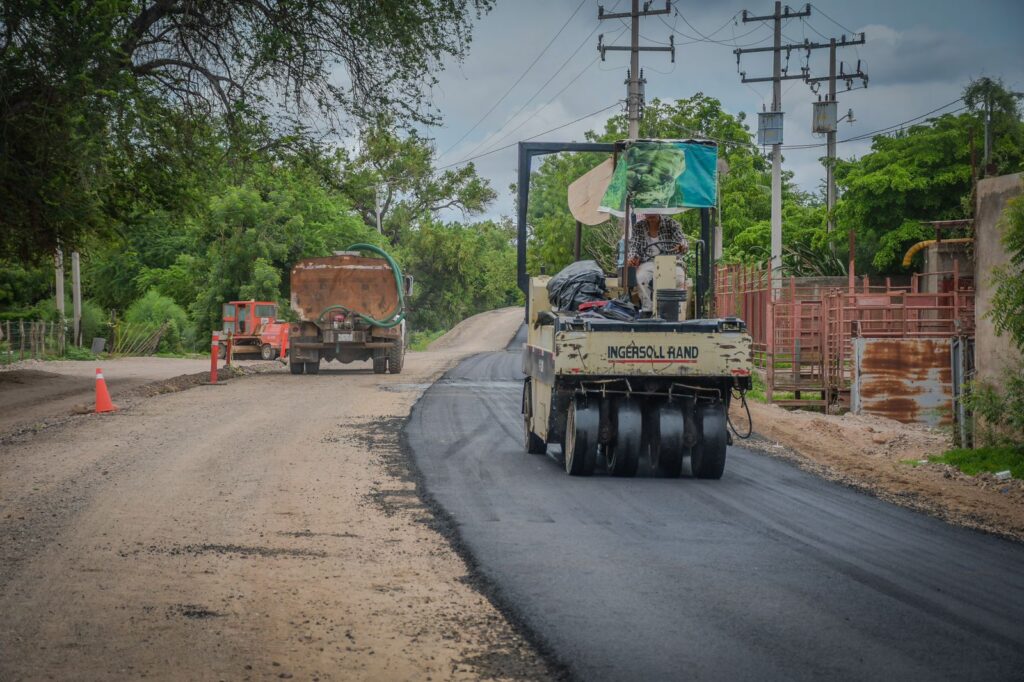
[625,212,689,314]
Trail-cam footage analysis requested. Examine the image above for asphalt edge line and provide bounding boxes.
[740,430,1024,545]
[399,359,573,682]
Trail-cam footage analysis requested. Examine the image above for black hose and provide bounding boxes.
[728,389,753,440]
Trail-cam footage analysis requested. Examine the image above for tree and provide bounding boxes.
[834,114,976,272]
[1,1,494,259]
[964,77,1024,177]
[990,196,1024,352]
[399,219,522,331]
[334,125,495,244]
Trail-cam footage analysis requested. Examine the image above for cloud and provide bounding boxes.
[856,24,984,85]
[421,4,1021,223]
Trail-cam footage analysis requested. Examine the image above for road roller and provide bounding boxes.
[516,138,753,478]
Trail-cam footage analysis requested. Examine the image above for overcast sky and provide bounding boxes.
[413,0,1024,222]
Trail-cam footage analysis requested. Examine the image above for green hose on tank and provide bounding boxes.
[317,243,406,329]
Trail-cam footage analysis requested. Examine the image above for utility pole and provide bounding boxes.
[71,251,82,347]
[54,248,65,324]
[598,1,674,140]
[374,186,383,234]
[805,40,868,248]
[736,3,865,293]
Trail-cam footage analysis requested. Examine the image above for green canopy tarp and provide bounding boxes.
[599,140,718,216]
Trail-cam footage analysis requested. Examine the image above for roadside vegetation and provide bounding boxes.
[408,329,447,352]
[931,446,1024,479]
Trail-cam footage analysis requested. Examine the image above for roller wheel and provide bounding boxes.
[305,358,320,375]
[372,348,387,374]
[606,400,641,477]
[260,344,275,361]
[289,357,304,375]
[650,404,685,478]
[387,340,405,374]
[522,380,547,455]
[564,399,597,476]
[693,403,727,479]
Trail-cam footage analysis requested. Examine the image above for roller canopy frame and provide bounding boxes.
[516,141,716,318]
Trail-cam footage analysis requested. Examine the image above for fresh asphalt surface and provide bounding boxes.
[406,326,1024,681]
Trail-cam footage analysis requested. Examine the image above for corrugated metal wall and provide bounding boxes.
[852,338,953,426]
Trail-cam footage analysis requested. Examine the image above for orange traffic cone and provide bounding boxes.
[95,368,117,413]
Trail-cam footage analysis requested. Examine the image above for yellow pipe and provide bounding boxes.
[902,238,973,267]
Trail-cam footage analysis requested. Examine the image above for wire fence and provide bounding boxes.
[1,319,167,365]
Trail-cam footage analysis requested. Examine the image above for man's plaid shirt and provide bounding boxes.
[627,217,685,264]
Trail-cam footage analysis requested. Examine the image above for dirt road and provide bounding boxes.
[0,357,230,435]
[0,308,551,681]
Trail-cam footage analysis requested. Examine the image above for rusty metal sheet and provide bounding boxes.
[290,255,399,323]
[852,338,953,426]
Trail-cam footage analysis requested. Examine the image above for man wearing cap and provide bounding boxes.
[626,213,689,314]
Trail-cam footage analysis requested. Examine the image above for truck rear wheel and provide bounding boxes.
[606,400,641,477]
[692,403,727,479]
[372,348,387,374]
[522,380,546,455]
[304,351,321,375]
[564,399,597,476]
[289,357,304,375]
[260,344,275,361]
[387,340,404,374]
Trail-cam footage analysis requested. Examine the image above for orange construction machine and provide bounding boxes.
[220,300,289,360]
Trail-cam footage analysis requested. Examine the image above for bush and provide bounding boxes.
[967,371,1024,446]
[34,298,108,349]
[124,289,190,353]
[408,329,446,351]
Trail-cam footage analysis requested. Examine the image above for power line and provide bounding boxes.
[435,101,624,172]
[458,22,625,162]
[660,9,775,47]
[473,51,608,156]
[810,3,858,35]
[437,0,589,159]
[782,99,967,149]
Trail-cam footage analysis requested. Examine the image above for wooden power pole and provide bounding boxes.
[735,3,864,293]
[598,0,674,140]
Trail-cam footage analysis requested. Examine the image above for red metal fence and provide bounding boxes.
[714,262,974,409]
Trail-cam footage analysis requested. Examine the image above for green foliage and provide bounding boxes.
[967,372,1024,446]
[835,78,1023,274]
[1,1,494,260]
[834,114,978,272]
[0,261,52,310]
[63,346,99,361]
[34,298,107,346]
[124,290,190,353]
[400,220,523,332]
[989,196,1024,352]
[931,446,1024,480]
[408,329,447,351]
[335,125,496,244]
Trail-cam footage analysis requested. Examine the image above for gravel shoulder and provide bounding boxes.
[735,400,1024,542]
[0,356,275,435]
[0,307,553,681]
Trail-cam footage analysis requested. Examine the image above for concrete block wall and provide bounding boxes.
[974,173,1023,385]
